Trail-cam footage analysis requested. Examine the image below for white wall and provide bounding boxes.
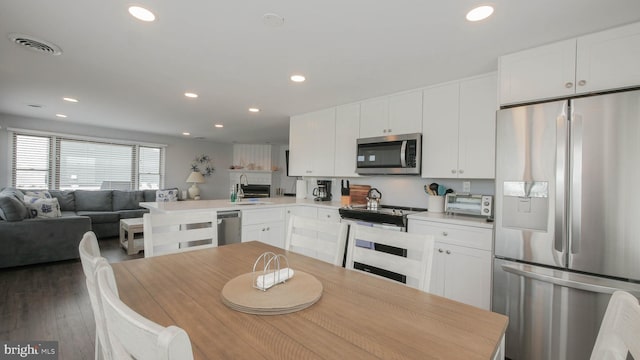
[0,113,233,200]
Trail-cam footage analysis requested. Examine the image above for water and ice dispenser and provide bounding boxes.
[502,181,549,231]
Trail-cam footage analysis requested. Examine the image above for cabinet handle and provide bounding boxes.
[266,227,270,231]
[326,214,331,218]
[458,169,464,174]
[261,228,265,231]
[451,169,457,174]
[306,170,312,174]
[565,82,573,89]
[442,232,448,236]
[388,128,392,133]
[438,248,444,253]
[578,80,587,86]
[383,129,387,133]
[446,250,451,255]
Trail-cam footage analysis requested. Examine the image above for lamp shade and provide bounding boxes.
[186,171,205,184]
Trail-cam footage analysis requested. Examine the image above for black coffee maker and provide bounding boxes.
[313,180,332,201]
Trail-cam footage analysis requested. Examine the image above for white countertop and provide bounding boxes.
[140,197,343,213]
[407,211,495,229]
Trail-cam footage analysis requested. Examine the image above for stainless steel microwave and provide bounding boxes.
[356,133,421,175]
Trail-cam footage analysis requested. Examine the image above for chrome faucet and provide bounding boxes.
[237,173,248,202]
[239,173,249,186]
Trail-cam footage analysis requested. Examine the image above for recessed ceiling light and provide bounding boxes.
[184,92,198,98]
[248,108,260,113]
[55,114,67,118]
[466,5,494,22]
[128,6,156,22]
[290,75,306,83]
[263,13,284,27]
[182,132,191,136]
[63,97,78,103]
[214,124,224,128]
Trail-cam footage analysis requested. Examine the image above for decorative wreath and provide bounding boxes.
[190,154,214,177]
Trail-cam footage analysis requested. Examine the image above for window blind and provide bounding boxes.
[12,134,52,189]
[57,138,134,190]
[10,130,165,191]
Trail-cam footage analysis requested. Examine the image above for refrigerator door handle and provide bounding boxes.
[501,263,640,297]
[555,112,569,254]
[570,113,583,255]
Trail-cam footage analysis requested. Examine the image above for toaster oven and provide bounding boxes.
[444,194,493,218]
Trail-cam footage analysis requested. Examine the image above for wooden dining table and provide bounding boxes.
[112,241,508,360]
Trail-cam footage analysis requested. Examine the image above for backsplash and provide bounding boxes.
[301,176,495,209]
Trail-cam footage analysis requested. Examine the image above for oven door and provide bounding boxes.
[342,219,408,283]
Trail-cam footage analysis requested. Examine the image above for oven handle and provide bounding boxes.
[400,140,407,168]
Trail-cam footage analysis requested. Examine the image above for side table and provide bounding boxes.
[120,218,144,255]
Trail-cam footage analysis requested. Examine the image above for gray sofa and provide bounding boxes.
[0,187,158,268]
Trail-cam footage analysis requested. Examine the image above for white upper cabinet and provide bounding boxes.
[333,103,361,177]
[359,90,422,138]
[289,108,336,177]
[499,39,576,105]
[359,98,388,138]
[422,73,497,179]
[576,21,640,94]
[499,21,640,105]
[458,74,498,179]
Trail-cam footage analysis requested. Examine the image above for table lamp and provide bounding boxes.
[186,171,205,200]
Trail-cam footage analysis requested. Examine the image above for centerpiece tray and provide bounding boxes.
[221,271,323,315]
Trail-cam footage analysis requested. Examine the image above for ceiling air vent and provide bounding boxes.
[8,33,62,55]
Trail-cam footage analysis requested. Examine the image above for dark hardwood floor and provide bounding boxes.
[0,236,142,359]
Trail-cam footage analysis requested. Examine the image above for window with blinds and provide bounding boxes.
[13,134,52,189]
[11,131,165,190]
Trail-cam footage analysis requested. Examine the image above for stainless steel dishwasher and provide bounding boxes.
[217,210,241,246]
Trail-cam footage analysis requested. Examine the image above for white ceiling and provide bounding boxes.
[1,1,639,144]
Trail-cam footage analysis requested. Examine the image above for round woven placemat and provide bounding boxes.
[221,271,323,315]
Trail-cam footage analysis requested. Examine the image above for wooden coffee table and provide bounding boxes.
[119,218,144,255]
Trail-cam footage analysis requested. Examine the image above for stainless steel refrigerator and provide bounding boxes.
[493,89,640,360]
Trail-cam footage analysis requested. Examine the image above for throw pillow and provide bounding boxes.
[156,189,178,202]
[24,190,52,199]
[0,195,28,221]
[23,197,62,218]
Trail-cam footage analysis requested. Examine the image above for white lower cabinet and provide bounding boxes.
[241,208,285,249]
[408,218,493,310]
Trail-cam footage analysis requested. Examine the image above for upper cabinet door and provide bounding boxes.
[334,103,361,177]
[422,82,460,178]
[499,39,577,106]
[288,114,313,176]
[458,73,497,179]
[359,91,422,138]
[288,108,336,177]
[576,22,640,94]
[388,90,423,135]
[359,97,388,138]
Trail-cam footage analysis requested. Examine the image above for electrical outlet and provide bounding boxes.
[462,181,471,193]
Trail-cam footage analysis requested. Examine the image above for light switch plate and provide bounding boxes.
[462,181,471,193]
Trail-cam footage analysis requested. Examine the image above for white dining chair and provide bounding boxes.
[78,231,111,360]
[95,262,194,360]
[143,210,217,257]
[285,215,349,266]
[590,290,640,360]
[345,224,435,292]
